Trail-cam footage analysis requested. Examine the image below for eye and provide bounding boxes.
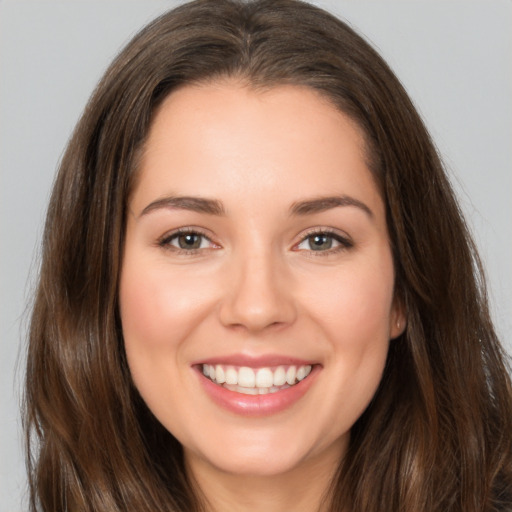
[295,230,352,254]
[158,229,216,252]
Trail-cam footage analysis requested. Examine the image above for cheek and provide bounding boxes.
[305,255,395,343]
[301,251,394,407]
[119,258,214,354]
[119,262,207,405]
[118,257,218,422]
[119,265,173,400]
[120,268,180,352]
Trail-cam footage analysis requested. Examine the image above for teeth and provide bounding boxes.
[256,368,273,388]
[225,367,238,385]
[273,366,286,386]
[297,365,311,381]
[224,384,290,395]
[286,366,296,385]
[238,367,256,387]
[202,363,313,391]
[216,365,226,384]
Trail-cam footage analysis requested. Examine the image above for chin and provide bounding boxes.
[183,424,348,479]
[192,448,308,478]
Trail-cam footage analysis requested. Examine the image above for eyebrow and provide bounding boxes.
[289,195,373,218]
[138,194,373,218]
[139,196,226,217]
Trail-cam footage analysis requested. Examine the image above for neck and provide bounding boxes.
[185,443,344,512]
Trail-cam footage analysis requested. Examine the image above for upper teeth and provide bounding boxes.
[202,364,312,388]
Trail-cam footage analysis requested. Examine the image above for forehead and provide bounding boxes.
[132,81,384,224]
[146,81,367,157]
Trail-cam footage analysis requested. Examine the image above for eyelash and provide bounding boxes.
[157,227,353,256]
[157,227,216,255]
[294,228,353,256]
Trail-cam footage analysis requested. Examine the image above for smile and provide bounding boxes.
[202,364,313,395]
[195,355,320,416]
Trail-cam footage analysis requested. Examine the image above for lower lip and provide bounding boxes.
[196,365,320,417]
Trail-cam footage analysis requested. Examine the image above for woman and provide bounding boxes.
[24,0,512,510]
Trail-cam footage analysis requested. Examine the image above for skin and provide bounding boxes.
[120,80,405,512]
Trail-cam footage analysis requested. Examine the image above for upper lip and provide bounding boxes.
[192,354,318,368]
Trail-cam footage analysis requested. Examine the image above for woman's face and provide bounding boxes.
[120,81,404,478]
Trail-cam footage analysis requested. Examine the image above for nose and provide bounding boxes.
[218,247,297,333]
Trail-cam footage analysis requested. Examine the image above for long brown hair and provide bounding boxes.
[24,1,512,510]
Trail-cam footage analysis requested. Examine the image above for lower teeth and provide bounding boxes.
[222,383,291,395]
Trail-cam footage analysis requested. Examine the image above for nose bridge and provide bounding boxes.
[219,239,296,332]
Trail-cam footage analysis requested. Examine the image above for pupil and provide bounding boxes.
[179,233,201,249]
[310,234,332,250]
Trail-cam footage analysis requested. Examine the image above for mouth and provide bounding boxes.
[201,363,313,395]
[195,359,319,416]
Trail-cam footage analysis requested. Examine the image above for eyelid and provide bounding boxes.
[156,226,352,256]
[157,226,220,253]
[293,227,354,254]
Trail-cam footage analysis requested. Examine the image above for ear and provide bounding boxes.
[389,299,406,339]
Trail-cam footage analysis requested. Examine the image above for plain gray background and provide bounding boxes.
[1,1,511,510]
